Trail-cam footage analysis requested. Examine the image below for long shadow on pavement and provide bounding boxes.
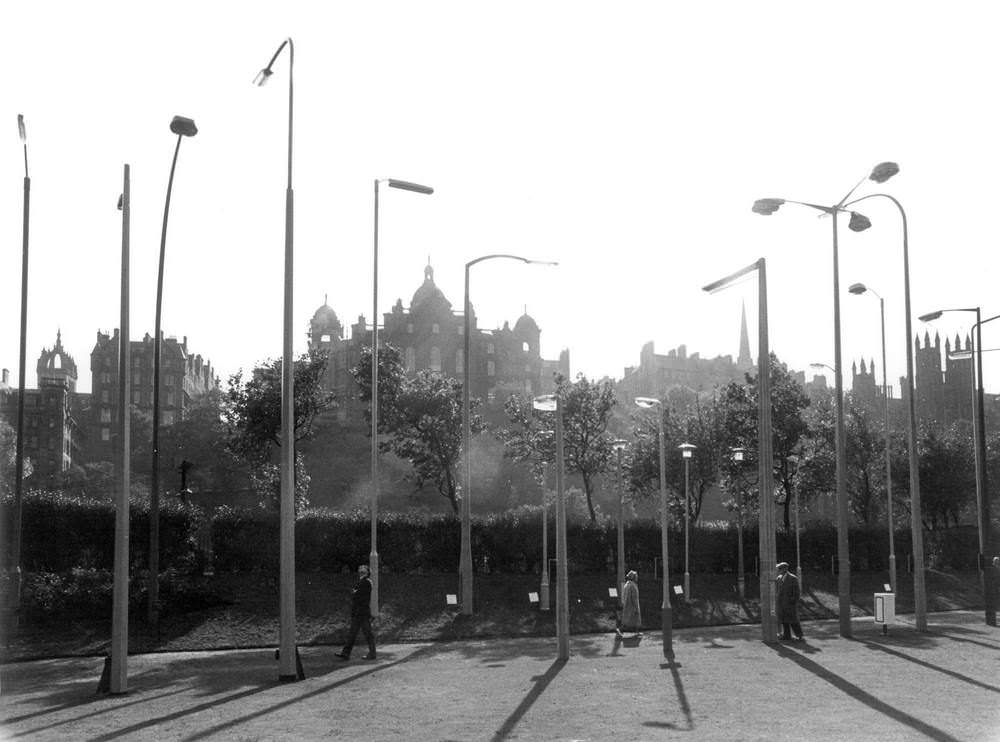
[854,638,1000,694]
[489,658,567,742]
[642,658,694,732]
[769,643,962,742]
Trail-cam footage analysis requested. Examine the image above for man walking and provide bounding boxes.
[336,564,376,660]
[776,562,804,641]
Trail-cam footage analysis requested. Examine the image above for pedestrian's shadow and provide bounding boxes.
[489,657,566,742]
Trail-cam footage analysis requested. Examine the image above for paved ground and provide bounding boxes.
[1,610,998,741]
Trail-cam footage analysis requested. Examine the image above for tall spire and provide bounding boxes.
[738,300,752,369]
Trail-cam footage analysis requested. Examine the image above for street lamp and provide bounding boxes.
[370,178,433,616]
[611,439,629,595]
[848,282,898,593]
[919,307,997,626]
[634,396,673,657]
[678,442,696,600]
[10,115,30,617]
[731,447,747,600]
[539,462,550,612]
[752,162,902,638]
[533,394,568,659]
[461,255,557,615]
[703,257,777,642]
[149,115,198,626]
[254,37,299,681]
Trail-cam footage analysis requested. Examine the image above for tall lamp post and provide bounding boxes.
[612,439,629,594]
[731,447,747,600]
[254,37,299,681]
[370,178,433,615]
[919,307,997,626]
[848,283,898,592]
[149,115,198,625]
[539,462,550,612]
[704,258,776,641]
[678,443,696,600]
[634,397,673,657]
[752,162,903,638]
[10,115,30,615]
[461,255,556,615]
[533,394,568,659]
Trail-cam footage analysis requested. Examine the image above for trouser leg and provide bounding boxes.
[792,621,803,638]
[343,614,362,655]
[361,616,376,654]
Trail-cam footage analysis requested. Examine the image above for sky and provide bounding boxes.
[3,2,1000,399]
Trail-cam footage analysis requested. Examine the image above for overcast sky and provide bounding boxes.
[3,2,999,399]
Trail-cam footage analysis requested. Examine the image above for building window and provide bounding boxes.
[101,428,110,441]
[487,343,495,354]
[487,360,495,377]
[134,357,141,367]
[101,390,110,403]
[321,333,331,343]
[522,341,529,353]
[430,347,441,372]
[487,390,496,404]
[163,411,175,425]
[456,349,464,374]
[165,374,174,386]
[525,363,532,373]
[405,347,415,372]
[100,408,111,423]
[166,392,175,406]
[458,325,464,336]
[133,391,140,403]
[432,323,440,334]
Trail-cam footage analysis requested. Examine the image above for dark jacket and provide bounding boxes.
[776,571,801,623]
[351,576,372,618]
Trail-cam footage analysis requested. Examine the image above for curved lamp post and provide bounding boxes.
[255,37,299,681]
[848,282,898,593]
[370,178,433,616]
[703,257,776,642]
[752,162,905,638]
[919,307,997,626]
[460,255,557,615]
[533,394,568,659]
[634,397,673,657]
[611,439,629,595]
[11,115,29,616]
[678,442,696,600]
[148,115,198,626]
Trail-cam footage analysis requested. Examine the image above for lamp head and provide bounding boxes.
[17,114,26,143]
[848,211,872,232]
[253,68,273,87]
[678,442,696,459]
[732,447,745,462]
[869,161,900,184]
[387,179,434,195]
[532,394,557,412]
[634,396,661,409]
[949,350,973,361]
[847,283,868,295]
[919,310,943,322]
[752,198,785,216]
[117,194,124,211]
[169,116,198,137]
[611,438,629,453]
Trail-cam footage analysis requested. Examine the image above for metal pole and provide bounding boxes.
[540,469,550,611]
[658,411,673,656]
[974,312,996,625]
[831,213,852,638]
[461,264,473,615]
[110,164,131,694]
[555,397,569,659]
[795,487,802,591]
[878,296,897,592]
[683,456,690,600]
[370,180,380,616]
[11,132,29,616]
[737,484,745,600]
[758,258,777,643]
[617,447,625,595]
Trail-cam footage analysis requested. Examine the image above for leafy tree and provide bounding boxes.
[917,423,975,530]
[224,350,335,512]
[352,344,482,514]
[497,373,617,522]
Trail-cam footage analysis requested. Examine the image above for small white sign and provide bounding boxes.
[608,587,619,598]
[673,585,684,595]
[528,592,539,603]
[883,583,892,592]
[446,594,458,606]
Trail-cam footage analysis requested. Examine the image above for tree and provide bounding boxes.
[497,373,617,522]
[224,350,335,512]
[917,423,975,530]
[352,344,482,514]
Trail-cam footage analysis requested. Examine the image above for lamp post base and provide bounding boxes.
[662,604,673,658]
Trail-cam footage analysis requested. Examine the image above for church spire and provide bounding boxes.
[738,300,752,369]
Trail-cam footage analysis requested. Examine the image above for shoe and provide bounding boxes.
[363,653,376,660]
[335,652,350,660]
[781,636,793,641]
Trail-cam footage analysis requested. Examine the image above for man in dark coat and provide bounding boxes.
[776,562,803,641]
[336,565,376,660]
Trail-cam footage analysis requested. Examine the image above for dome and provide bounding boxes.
[312,301,340,327]
[410,264,452,311]
[514,312,539,334]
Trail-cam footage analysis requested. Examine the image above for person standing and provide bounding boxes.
[776,562,804,641]
[336,564,376,660]
[618,570,642,638]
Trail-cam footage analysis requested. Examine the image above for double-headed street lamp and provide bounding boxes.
[678,442,696,600]
[149,115,198,626]
[460,255,556,615]
[752,162,918,637]
[634,397,673,657]
[703,258,776,641]
[848,283,898,593]
[370,178,433,616]
[919,307,997,627]
[533,394,568,659]
[254,37,299,681]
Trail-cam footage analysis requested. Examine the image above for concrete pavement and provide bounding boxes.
[2,610,998,741]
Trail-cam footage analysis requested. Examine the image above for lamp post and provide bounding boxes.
[919,307,997,626]
[678,442,696,600]
[612,439,629,595]
[461,255,556,615]
[848,283,898,593]
[634,397,673,657]
[534,394,568,659]
[10,115,30,616]
[703,257,777,642]
[148,115,198,626]
[254,37,299,681]
[732,447,746,599]
[753,163,903,638]
[540,462,550,611]
[370,178,433,616]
